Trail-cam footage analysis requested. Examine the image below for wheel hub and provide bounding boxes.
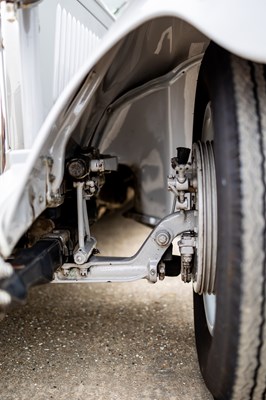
[168,141,217,295]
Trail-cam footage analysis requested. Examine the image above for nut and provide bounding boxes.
[155,230,171,247]
[74,253,85,265]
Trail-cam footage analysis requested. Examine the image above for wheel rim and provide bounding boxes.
[192,141,217,294]
[193,102,217,335]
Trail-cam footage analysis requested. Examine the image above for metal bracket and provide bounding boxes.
[73,181,97,267]
[53,211,197,284]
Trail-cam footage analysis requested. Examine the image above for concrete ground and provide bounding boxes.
[0,212,212,400]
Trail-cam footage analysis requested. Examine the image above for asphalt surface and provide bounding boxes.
[0,212,212,400]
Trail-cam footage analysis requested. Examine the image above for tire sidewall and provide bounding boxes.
[193,43,243,399]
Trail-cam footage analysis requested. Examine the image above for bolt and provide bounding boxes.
[80,268,88,277]
[74,253,85,264]
[159,263,165,281]
[150,269,156,276]
[156,230,171,247]
[68,159,87,179]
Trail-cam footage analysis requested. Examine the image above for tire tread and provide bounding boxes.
[231,57,266,400]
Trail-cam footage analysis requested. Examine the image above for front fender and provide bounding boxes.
[117,0,266,63]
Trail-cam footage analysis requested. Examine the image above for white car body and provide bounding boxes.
[1,0,266,258]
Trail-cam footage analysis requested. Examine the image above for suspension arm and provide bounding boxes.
[54,211,197,284]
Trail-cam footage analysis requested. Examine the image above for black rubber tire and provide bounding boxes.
[193,43,266,400]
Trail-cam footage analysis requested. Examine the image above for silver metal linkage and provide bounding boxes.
[53,211,197,284]
[73,181,97,269]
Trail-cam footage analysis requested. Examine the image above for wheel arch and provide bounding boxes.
[1,0,266,256]
[112,0,266,64]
